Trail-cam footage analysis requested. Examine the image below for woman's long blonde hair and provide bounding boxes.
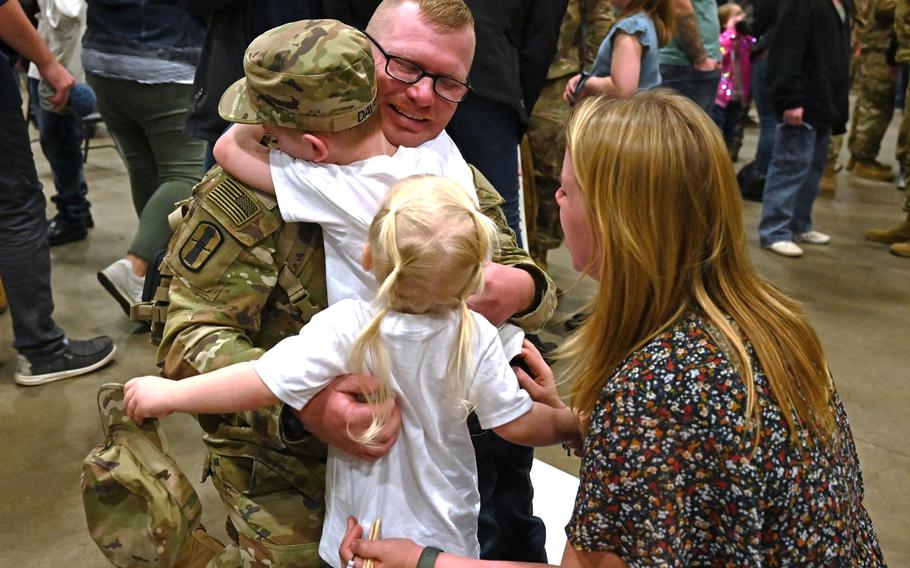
[349,175,498,445]
[561,92,835,445]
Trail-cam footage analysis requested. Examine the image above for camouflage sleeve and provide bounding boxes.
[157,171,293,449]
[470,165,557,332]
[583,0,616,69]
[895,0,910,62]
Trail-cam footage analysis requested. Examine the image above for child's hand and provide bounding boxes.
[123,376,177,424]
[563,73,582,105]
[512,339,564,409]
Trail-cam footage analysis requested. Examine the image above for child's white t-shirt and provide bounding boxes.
[251,298,533,567]
[269,131,476,305]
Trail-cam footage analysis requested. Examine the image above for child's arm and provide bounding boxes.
[578,33,644,100]
[212,124,275,192]
[489,339,582,448]
[123,362,279,423]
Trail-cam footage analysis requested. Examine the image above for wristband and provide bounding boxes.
[416,546,443,568]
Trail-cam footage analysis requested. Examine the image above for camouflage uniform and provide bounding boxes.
[848,0,898,163]
[898,0,910,213]
[525,0,613,268]
[157,20,559,567]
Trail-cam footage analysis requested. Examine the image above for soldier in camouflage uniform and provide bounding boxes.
[866,0,910,256]
[156,4,558,567]
[847,0,899,182]
[525,0,613,269]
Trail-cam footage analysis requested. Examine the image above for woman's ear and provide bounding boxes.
[301,133,330,162]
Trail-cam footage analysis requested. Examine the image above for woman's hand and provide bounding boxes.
[341,517,423,568]
[123,376,177,424]
[513,339,565,409]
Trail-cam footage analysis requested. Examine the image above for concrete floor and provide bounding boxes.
[1,111,908,566]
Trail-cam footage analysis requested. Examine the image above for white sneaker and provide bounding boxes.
[765,241,804,257]
[798,230,831,245]
[97,258,144,316]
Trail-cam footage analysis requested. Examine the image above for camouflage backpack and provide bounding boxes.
[81,383,223,567]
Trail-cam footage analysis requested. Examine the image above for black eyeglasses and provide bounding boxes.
[362,30,472,103]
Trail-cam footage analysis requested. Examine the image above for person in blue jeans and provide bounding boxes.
[658,0,720,112]
[26,0,93,246]
[758,0,851,258]
[0,0,115,386]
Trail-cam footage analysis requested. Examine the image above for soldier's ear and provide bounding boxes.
[361,244,373,272]
[301,133,330,163]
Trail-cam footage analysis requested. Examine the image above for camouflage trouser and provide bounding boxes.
[525,77,571,267]
[827,133,844,170]
[848,49,898,162]
[203,442,327,568]
[898,79,910,185]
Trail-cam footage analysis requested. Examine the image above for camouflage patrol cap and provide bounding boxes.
[219,19,378,132]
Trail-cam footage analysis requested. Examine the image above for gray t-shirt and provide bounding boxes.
[588,12,662,92]
[659,0,721,66]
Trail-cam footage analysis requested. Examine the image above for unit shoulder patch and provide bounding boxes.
[180,222,224,272]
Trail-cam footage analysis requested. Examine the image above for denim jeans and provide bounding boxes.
[87,73,205,262]
[759,123,831,246]
[27,78,92,226]
[468,413,547,562]
[447,95,524,247]
[710,100,743,153]
[659,64,721,113]
[751,57,778,176]
[0,108,66,355]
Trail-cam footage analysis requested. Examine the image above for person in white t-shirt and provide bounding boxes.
[212,21,475,307]
[123,176,581,568]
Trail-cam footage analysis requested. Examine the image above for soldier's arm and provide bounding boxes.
[157,172,293,449]
[583,0,617,70]
[469,166,557,332]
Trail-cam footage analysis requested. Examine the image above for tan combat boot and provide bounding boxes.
[864,214,910,244]
[0,276,6,314]
[847,157,897,182]
[890,241,910,257]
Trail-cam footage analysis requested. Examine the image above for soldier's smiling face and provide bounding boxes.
[369,2,475,148]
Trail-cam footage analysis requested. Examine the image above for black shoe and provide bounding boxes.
[15,336,116,386]
[47,217,89,246]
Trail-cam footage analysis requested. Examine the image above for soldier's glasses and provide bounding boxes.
[362,31,472,103]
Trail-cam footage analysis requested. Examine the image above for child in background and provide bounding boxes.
[711,3,756,155]
[124,176,581,568]
[564,0,674,104]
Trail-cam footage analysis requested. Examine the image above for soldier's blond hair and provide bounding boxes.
[349,175,498,445]
[368,0,474,35]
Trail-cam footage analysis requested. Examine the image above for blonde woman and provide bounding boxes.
[123,176,581,568]
[344,92,885,566]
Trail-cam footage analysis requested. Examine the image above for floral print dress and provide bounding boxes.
[566,312,885,566]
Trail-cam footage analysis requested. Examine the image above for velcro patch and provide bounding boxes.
[208,177,262,227]
[180,222,224,272]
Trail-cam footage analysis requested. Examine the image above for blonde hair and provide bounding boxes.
[368,0,474,35]
[349,175,498,444]
[718,3,743,28]
[621,0,676,47]
[560,92,835,446]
